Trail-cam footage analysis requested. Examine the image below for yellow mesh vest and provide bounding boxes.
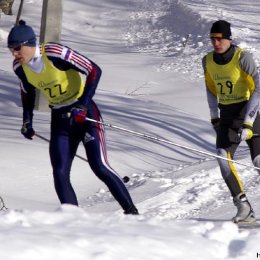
[22,45,85,106]
[205,49,255,105]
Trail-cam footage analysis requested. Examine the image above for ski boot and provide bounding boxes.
[124,205,139,215]
[232,193,256,223]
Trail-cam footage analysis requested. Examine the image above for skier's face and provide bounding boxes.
[9,45,36,64]
[210,37,231,54]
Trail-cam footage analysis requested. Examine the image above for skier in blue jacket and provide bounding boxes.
[8,20,138,214]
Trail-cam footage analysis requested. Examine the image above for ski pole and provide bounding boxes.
[0,196,8,211]
[16,0,24,25]
[86,117,260,171]
[35,133,87,162]
[34,132,130,183]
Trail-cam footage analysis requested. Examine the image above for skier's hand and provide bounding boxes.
[21,121,35,140]
[211,118,220,133]
[239,124,253,141]
[70,105,87,125]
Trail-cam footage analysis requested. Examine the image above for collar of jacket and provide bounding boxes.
[213,44,236,65]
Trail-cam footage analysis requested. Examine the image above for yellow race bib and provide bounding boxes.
[22,45,84,106]
[205,48,255,105]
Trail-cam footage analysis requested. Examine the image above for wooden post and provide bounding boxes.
[35,0,63,111]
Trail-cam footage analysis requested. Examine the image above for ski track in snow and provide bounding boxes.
[83,157,260,222]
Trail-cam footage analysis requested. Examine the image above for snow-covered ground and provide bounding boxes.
[0,0,260,259]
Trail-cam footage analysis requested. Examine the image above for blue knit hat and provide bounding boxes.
[7,20,36,48]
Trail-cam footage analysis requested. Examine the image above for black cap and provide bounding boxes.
[210,20,232,40]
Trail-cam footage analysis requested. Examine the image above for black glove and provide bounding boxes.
[70,105,87,125]
[21,121,35,140]
[211,118,220,133]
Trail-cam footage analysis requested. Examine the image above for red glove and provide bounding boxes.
[70,106,87,124]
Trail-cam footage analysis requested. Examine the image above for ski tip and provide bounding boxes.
[237,222,260,229]
[123,176,130,183]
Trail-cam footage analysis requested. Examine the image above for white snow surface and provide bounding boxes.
[0,0,260,259]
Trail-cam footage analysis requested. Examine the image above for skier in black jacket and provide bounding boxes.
[202,20,260,223]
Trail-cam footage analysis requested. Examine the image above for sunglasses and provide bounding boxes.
[9,40,29,52]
